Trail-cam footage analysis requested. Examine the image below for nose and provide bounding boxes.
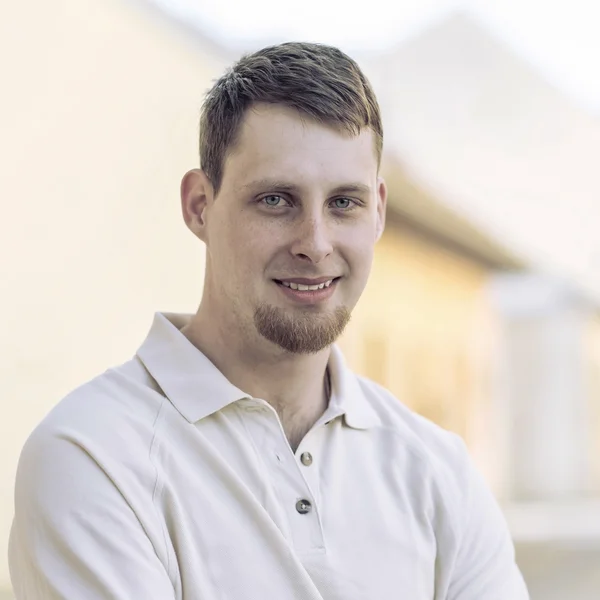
[289,214,333,264]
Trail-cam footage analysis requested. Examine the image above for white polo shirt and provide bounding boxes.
[9,312,529,599]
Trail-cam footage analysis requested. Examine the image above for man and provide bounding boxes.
[9,42,529,599]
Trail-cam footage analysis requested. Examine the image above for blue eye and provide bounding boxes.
[332,198,352,209]
[263,195,284,207]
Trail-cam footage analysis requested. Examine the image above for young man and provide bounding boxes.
[9,43,529,599]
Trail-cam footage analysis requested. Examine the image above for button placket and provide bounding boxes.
[259,422,325,552]
[292,406,340,502]
[242,399,329,553]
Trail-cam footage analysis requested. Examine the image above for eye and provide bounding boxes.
[331,197,354,209]
[261,195,289,207]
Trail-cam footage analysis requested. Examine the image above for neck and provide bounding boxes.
[181,300,332,427]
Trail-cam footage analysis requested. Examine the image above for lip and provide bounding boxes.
[273,277,340,304]
[276,276,337,285]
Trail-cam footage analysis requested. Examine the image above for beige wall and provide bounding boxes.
[0,0,226,587]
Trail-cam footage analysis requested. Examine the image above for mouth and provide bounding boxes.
[274,277,339,291]
[272,277,341,303]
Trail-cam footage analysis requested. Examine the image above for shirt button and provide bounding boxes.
[300,452,313,466]
[296,499,312,514]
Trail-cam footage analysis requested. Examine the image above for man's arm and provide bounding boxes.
[447,443,529,600]
[9,427,176,599]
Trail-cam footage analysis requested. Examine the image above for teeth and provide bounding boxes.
[281,279,334,291]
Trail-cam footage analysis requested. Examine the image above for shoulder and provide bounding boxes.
[356,375,473,503]
[10,359,179,591]
[353,383,525,594]
[17,357,169,495]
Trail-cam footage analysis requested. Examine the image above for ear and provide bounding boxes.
[375,177,387,242]
[180,169,214,242]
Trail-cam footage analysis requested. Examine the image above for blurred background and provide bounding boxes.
[1,0,600,597]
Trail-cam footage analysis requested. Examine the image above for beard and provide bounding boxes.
[254,304,351,354]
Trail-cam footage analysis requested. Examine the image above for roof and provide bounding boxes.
[367,12,600,301]
[382,152,524,270]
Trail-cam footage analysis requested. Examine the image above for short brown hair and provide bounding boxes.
[199,42,383,194]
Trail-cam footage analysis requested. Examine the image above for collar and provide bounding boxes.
[136,312,381,429]
[327,344,382,429]
[136,312,247,423]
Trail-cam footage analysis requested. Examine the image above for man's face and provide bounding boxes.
[197,103,386,354]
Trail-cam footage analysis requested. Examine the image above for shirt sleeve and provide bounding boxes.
[8,426,176,599]
[447,443,530,600]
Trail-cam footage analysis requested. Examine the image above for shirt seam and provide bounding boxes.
[149,398,174,584]
[378,424,466,540]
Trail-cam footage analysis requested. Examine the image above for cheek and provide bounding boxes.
[212,214,255,263]
[354,248,375,278]
[220,229,275,281]
[341,225,377,266]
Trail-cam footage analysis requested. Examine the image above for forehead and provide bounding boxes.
[220,104,378,192]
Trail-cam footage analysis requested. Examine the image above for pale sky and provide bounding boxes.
[152,0,600,115]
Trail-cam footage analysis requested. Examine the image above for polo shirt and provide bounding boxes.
[9,312,529,599]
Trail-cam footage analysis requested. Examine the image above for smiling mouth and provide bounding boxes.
[273,277,341,290]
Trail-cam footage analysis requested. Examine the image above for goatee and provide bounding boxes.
[254,304,351,354]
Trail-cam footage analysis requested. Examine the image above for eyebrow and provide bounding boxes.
[239,179,372,196]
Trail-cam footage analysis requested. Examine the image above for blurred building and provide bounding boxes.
[358,8,600,518]
[364,13,600,302]
[356,13,600,599]
[1,2,600,599]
